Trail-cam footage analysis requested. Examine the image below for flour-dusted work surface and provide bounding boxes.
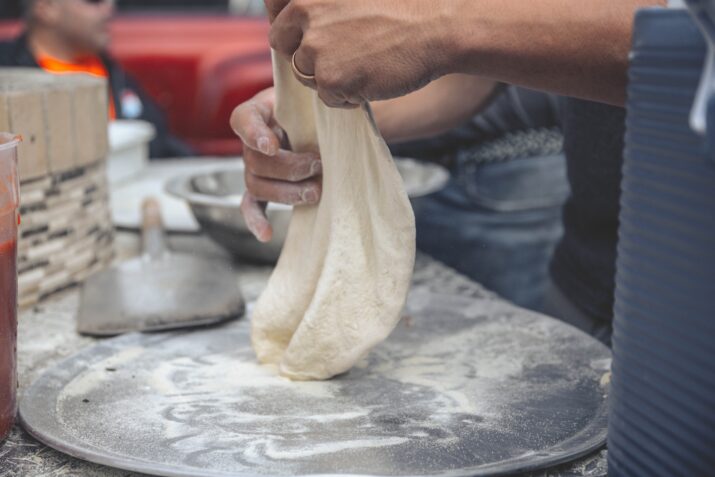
[1,235,608,477]
[20,290,609,477]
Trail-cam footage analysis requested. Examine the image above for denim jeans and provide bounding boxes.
[411,152,569,310]
[542,280,612,346]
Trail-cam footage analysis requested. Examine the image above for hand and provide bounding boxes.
[266,0,458,107]
[230,87,323,242]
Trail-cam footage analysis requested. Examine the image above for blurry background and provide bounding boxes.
[0,0,271,156]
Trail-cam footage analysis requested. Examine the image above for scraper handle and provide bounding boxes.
[141,197,168,260]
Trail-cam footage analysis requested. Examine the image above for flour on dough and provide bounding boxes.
[250,52,416,381]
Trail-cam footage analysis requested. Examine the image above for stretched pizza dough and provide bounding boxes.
[250,53,416,381]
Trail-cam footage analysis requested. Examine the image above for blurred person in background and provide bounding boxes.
[0,1,22,20]
[0,0,193,158]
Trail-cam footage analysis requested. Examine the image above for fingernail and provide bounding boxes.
[257,225,272,243]
[257,136,273,156]
[302,188,319,204]
[310,160,322,175]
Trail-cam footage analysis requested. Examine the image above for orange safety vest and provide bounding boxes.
[36,54,117,119]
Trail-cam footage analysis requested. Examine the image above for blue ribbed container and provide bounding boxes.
[609,8,715,477]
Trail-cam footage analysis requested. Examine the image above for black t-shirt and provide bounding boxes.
[550,98,627,322]
[390,85,562,161]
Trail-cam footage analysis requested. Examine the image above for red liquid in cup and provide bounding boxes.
[0,233,16,441]
[0,133,20,443]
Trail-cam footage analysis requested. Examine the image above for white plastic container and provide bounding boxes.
[107,120,156,185]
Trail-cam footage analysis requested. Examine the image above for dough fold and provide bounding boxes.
[250,53,416,381]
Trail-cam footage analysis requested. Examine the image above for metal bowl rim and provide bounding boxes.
[165,163,292,211]
[164,157,449,209]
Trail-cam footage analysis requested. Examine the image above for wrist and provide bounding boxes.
[432,0,493,76]
[417,1,458,78]
[428,0,472,76]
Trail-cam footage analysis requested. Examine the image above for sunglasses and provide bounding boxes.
[81,0,115,5]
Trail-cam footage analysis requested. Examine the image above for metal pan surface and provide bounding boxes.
[20,290,609,477]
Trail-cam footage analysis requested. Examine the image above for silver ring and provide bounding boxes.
[291,51,315,82]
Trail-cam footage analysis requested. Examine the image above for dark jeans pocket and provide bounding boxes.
[457,153,570,213]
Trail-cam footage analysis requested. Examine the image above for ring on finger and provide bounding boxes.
[292,51,316,83]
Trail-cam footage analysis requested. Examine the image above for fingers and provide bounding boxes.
[244,148,321,182]
[264,0,291,22]
[240,143,323,243]
[245,172,322,206]
[270,24,303,62]
[230,88,280,156]
[292,50,361,108]
[240,192,273,242]
[291,47,317,89]
[270,2,306,59]
[316,87,361,109]
[269,2,364,107]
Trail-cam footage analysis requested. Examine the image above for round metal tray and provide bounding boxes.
[20,291,609,477]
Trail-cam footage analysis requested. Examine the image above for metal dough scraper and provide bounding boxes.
[77,198,244,336]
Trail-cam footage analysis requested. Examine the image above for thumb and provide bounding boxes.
[231,98,281,157]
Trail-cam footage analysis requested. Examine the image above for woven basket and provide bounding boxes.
[0,69,114,308]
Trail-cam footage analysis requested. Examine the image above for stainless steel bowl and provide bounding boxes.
[166,158,449,263]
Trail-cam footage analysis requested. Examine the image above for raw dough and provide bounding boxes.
[250,53,416,380]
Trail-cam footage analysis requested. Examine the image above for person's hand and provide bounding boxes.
[266,0,459,108]
[231,87,323,242]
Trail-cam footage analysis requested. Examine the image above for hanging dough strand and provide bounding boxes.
[250,52,416,381]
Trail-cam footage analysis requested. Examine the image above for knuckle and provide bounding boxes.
[318,70,353,102]
[266,0,287,20]
[244,172,257,191]
[242,151,258,171]
[286,170,303,182]
[275,187,297,205]
[280,164,303,182]
[230,103,247,131]
[318,89,343,108]
[299,35,319,60]
[293,0,310,15]
[268,29,280,50]
[254,100,272,120]
[285,160,310,182]
[318,70,341,91]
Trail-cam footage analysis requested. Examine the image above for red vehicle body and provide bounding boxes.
[0,16,274,156]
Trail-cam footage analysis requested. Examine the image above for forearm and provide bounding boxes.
[372,75,498,143]
[442,0,666,106]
